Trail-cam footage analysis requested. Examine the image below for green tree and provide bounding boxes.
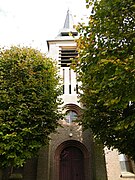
[0,46,62,172]
[75,0,135,160]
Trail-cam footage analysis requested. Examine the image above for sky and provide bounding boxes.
[0,0,90,53]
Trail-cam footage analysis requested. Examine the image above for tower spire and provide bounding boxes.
[56,9,78,38]
[63,9,74,29]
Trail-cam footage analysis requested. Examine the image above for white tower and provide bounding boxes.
[47,9,79,106]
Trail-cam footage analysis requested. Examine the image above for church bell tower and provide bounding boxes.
[47,9,79,106]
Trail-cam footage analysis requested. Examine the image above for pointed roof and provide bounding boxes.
[47,10,78,50]
[56,9,78,38]
[63,9,74,29]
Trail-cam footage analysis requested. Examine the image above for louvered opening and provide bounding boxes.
[61,32,78,36]
[59,49,78,67]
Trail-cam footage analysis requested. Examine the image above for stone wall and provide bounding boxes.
[105,148,135,180]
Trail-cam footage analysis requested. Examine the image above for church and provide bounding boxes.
[36,9,107,180]
[1,10,135,180]
[36,10,135,180]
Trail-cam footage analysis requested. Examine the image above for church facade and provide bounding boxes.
[1,10,135,180]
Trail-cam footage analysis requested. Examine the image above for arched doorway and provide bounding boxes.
[60,146,84,180]
[54,140,89,180]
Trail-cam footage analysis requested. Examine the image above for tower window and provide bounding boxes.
[69,69,71,94]
[61,32,78,36]
[62,69,65,94]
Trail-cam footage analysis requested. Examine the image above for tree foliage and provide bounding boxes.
[75,0,135,160]
[0,46,62,169]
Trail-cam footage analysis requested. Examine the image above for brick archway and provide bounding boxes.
[54,140,89,180]
[63,103,82,115]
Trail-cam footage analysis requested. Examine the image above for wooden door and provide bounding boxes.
[60,146,84,180]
